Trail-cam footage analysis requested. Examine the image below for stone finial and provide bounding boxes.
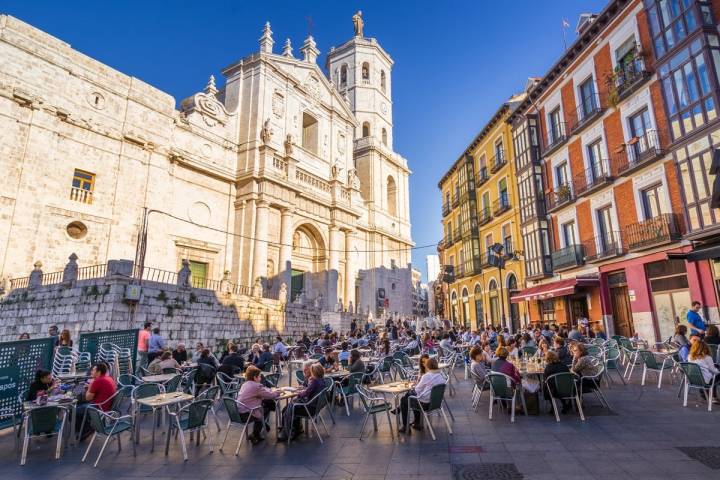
[62,253,79,285]
[177,259,191,289]
[28,261,43,289]
[300,35,320,63]
[282,38,294,58]
[259,21,274,54]
[205,75,218,96]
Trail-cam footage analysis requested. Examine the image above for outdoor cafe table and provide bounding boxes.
[24,397,77,447]
[140,373,177,384]
[369,381,413,435]
[288,359,308,386]
[270,387,298,433]
[135,391,193,454]
[56,372,88,383]
[409,353,438,362]
[412,362,450,370]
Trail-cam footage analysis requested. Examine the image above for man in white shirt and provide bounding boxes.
[395,357,445,432]
[273,336,288,358]
[439,334,454,352]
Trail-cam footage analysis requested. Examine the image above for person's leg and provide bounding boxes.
[399,393,410,429]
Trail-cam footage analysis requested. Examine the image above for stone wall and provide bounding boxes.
[0,276,324,349]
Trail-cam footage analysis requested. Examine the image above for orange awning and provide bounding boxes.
[510,277,599,303]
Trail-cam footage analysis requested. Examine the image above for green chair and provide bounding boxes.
[219,397,262,455]
[287,386,331,444]
[164,374,183,393]
[679,362,716,411]
[165,399,215,460]
[78,388,129,441]
[295,369,306,385]
[336,372,364,416]
[81,407,135,467]
[407,383,453,441]
[486,372,526,423]
[20,406,66,465]
[638,350,673,388]
[131,382,164,447]
[603,346,626,386]
[356,384,394,440]
[196,385,222,431]
[545,372,584,422]
[216,372,241,398]
[378,356,394,383]
[260,361,273,373]
[263,373,281,388]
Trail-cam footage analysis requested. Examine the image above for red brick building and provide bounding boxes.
[509,0,719,342]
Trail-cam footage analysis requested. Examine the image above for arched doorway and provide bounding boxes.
[291,224,326,302]
[507,273,520,333]
[450,291,458,324]
[488,279,500,328]
[474,284,484,329]
[461,288,470,328]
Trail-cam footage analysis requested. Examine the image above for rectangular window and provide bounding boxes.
[561,221,576,247]
[555,161,569,188]
[484,233,493,257]
[70,169,95,204]
[641,183,665,219]
[549,107,563,144]
[586,140,604,178]
[579,77,597,118]
[302,113,319,153]
[502,224,512,254]
[495,139,504,161]
[498,178,508,205]
[597,206,616,249]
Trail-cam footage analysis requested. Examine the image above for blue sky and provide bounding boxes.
[3,0,608,282]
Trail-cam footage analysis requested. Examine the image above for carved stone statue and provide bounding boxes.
[284,134,294,156]
[353,11,364,37]
[62,253,79,284]
[348,168,361,190]
[260,118,273,145]
[314,293,324,310]
[252,277,264,298]
[348,300,354,314]
[177,259,192,289]
[279,282,288,304]
[294,289,306,305]
[330,162,342,180]
[219,270,232,295]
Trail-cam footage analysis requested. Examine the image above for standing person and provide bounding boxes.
[48,325,60,347]
[58,329,73,348]
[147,327,166,363]
[137,322,152,371]
[687,301,706,336]
[350,318,357,334]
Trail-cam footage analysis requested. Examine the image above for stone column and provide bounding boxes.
[344,230,357,308]
[278,207,294,287]
[252,200,270,282]
[328,225,341,272]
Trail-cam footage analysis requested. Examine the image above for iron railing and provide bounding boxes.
[583,233,623,262]
[624,213,680,251]
[442,202,451,217]
[551,244,585,270]
[615,129,662,176]
[574,161,612,197]
[613,55,651,100]
[546,184,574,212]
[476,167,489,186]
[492,193,511,216]
[478,207,492,226]
[545,121,568,154]
[489,149,506,173]
[569,92,604,134]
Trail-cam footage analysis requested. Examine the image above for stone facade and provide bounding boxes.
[0,268,325,348]
[0,15,415,315]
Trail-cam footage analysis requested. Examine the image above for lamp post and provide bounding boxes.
[488,243,506,329]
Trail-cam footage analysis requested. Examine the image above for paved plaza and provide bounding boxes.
[2,369,720,480]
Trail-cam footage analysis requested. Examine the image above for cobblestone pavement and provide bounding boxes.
[2,368,720,480]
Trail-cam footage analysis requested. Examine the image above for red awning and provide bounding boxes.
[510,277,599,303]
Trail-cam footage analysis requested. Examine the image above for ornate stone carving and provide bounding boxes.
[252,277,264,298]
[348,168,361,190]
[331,162,343,180]
[260,118,273,145]
[272,90,285,118]
[304,75,321,100]
[353,11,364,37]
[279,282,288,305]
[219,270,232,295]
[284,134,294,156]
[337,132,346,154]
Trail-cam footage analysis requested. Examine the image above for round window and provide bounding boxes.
[66,221,88,240]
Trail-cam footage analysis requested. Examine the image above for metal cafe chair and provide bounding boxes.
[166,399,215,461]
[81,406,135,467]
[486,372,526,423]
[545,372,584,422]
[20,405,67,466]
[407,383,453,441]
[356,385,394,441]
[219,397,262,455]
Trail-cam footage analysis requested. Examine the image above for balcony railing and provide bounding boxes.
[458,259,482,278]
[613,55,651,101]
[624,213,681,251]
[615,129,663,176]
[445,233,455,246]
[70,187,93,204]
[442,203,451,217]
[453,227,461,242]
[492,193,511,216]
[551,244,586,271]
[479,252,492,268]
[569,92,604,134]
[546,184,574,212]
[545,122,568,155]
[452,194,459,208]
[574,161,613,197]
[478,207,492,226]
[583,233,623,262]
[489,149,506,173]
[476,167,489,186]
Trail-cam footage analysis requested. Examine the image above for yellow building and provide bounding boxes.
[438,97,527,332]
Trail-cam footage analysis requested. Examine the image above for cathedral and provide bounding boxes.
[0,13,415,314]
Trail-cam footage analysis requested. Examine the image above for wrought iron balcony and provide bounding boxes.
[546,184,574,212]
[476,167,489,186]
[489,149,507,173]
[583,233,624,262]
[574,162,613,197]
[479,252,492,268]
[613,55,651,101]
[442,202,451,217]
[492,193,511,216]
[452,194,459,208]
[453,227,461,242]
[478,207,492,226]
[624,213,681,252]
[458,258,482,278]
[551,244,585,271]
[569,93,604,135]
[544,122,568,155]
[615,129,663,176]
[445,233,455,246]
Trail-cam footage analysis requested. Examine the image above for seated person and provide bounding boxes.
[235,366,280,445]
[405,334,420,355]
[148,350,180,374]
[319,348,338,372]
[688,339,720,397]
[27,369,55,401]
[254,344,273,369]
[247,344,261,365]
[570,344,601,392]
[338,342,351,365]
[491,347,521,385]
[468,346,487,384]
[396,358,445,433]
[277,363,326,441]
[705,325,720,346]
[219,344,245,376]
[76,363,117,439]
[273,336,289,359]
[543,350,571,414]
[172,344,188,364]
[197,348,218,368]
[553,337,572,366]
[348,349,366,375]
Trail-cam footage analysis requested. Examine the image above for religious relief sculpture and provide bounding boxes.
[294,289,306,305]
[348,300,354,314]
[347,168,361,190]
[292,231,300,251]
[177,259,192,289]
[260,118,273,145]
[284,134,294,156]
[353,11,364,37]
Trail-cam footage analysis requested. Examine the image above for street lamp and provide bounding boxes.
[488,243,523,332]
